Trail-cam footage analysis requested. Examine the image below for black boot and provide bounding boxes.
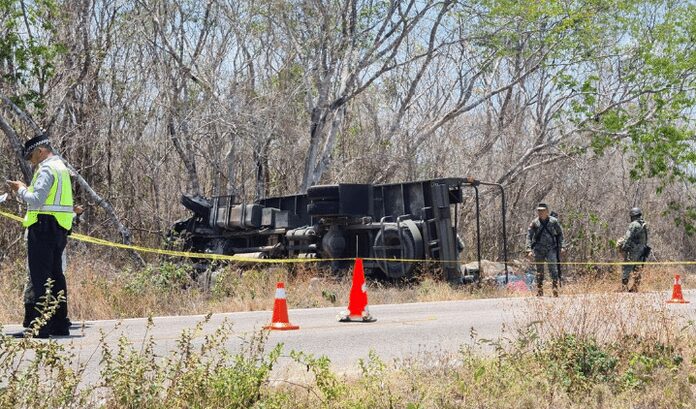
[629,274,641,293]
[12,303,48,338]
[24,304,51,338]
[552,280,559,297]
[619,278,629,292]
[22,303,36,328]
[48,300,70,336]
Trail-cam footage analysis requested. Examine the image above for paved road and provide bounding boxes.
[3,290,694,385]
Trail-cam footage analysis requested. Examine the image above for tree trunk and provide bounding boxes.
[300,107,326,192]
[58,155,146,267]
[0,113,32,182]
[0,95,145,266]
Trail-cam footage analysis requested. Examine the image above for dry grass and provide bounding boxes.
[285,280,696,408]
[556,264,681,295]
[519,291,684,344]
[0,250,691,325]
[0,252,504,323]
[2,252,696,408]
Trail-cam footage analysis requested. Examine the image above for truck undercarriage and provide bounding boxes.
[172,177,509,283]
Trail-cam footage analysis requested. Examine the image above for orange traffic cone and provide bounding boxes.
[338,258,376,322]
[667,274,690,304]
[264,282,300,330]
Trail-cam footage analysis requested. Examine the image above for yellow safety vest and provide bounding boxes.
[23,159,74,231]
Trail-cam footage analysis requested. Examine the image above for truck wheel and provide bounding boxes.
[307,184,340,201]
[307,201,341,216]
[374,224,418,279]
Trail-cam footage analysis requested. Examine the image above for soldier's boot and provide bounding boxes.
[536,271,544,296]
[48,300,70,336]
[552,280,559,298]
[12,303,49,338]
[629,274,641,293]
[618,278,629,292]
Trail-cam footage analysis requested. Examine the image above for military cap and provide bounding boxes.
[536,203,549,210]
[23,134,51,160]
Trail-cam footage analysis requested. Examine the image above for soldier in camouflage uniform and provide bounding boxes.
[617,207,649,292]
[526,203,566,297]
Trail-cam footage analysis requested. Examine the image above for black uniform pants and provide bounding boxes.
[24,214,70,333]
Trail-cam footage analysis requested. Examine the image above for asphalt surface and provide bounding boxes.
[3,290,695,386]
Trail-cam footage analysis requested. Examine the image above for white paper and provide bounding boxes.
[0,193,7,204]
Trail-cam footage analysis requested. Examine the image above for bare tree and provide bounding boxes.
[0,94,145,265]
[270,0,451,191]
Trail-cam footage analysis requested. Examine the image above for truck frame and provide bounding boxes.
[172,177,509,283]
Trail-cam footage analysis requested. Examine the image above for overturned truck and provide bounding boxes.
[172,177,509,283]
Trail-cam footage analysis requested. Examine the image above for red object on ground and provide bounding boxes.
[667,274,690,304]
[507,279,529,292]
[264,282,300,330]
[338,258,376,322]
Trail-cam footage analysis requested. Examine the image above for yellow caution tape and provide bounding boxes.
[0,209,343,264]
[1,209,696,267]
[1,210,22,223]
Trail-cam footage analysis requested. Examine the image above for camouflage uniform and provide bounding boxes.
[618,217,648,292]
[526,216,565,296]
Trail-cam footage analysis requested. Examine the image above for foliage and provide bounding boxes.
[0,0,65,112]
[667,201,696,236]
[1,305,695,408]
[537,334,619,393]
[616,334,684,390]
[290,350,347,403]
[99,317,287,408]
[0,282,86,408]
[569,1,696,184]
[123,261,194,294]
[1,0,696,278]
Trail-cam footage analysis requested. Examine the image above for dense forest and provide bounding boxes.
[1,0,694,268]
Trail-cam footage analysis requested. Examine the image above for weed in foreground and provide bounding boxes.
[1,310,696,408]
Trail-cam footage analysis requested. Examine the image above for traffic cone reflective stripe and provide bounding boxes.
[667,274,689,304]
[264,282,300,330]
[338,258,376,322]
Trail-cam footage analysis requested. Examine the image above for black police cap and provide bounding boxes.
[23,134,51,159]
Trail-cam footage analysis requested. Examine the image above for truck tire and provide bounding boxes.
[307,201,341,216]
[374,224,418,279]
[307,184,340,201]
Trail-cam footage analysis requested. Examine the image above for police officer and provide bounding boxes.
[6,134,73,338]
[617,207,649,292]
[526,203,566,297]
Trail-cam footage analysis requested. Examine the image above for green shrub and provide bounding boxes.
[616,334,683,390]
[210,266,242,299]
[0,285,86,408]
[123,262,194,294]
[0,301,693,408]
[538,334,619,393]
